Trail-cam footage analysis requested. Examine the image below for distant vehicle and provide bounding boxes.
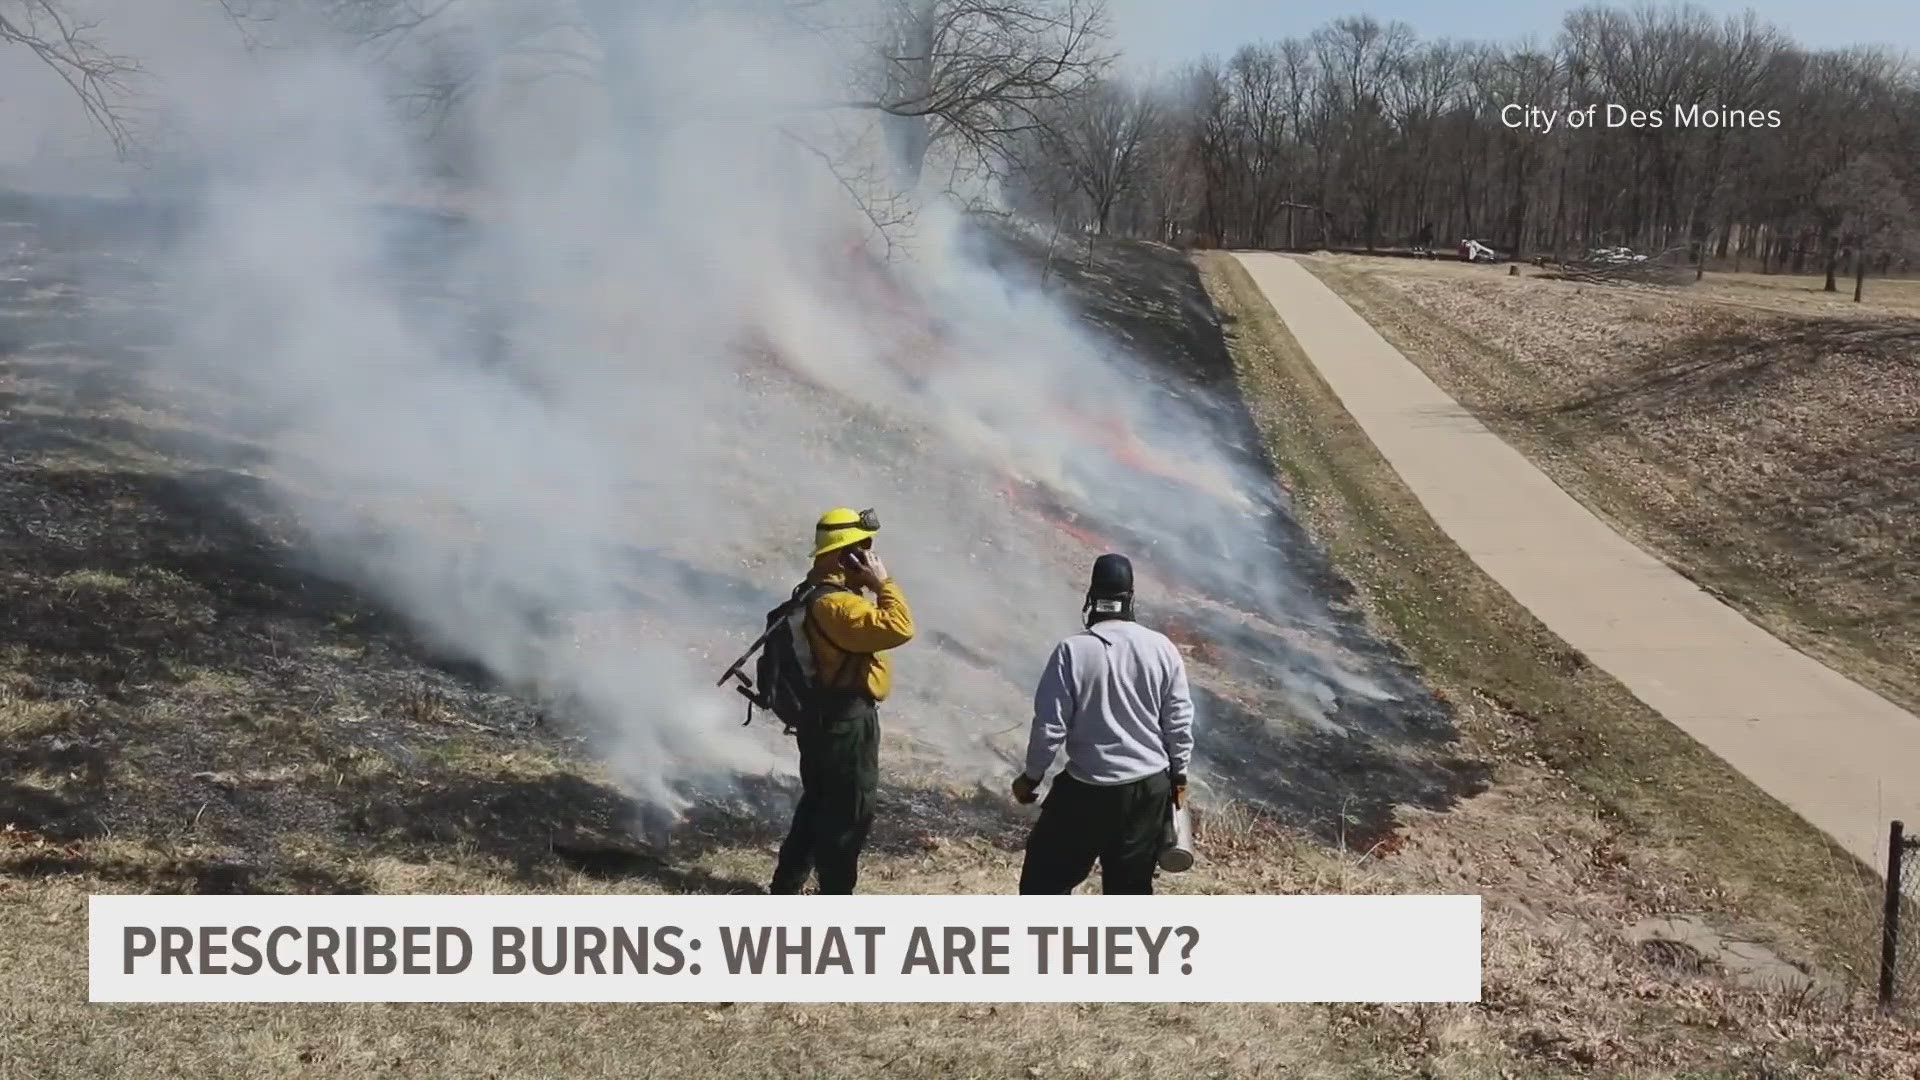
[1587,246,1648,264]
[1458,239,1498,263]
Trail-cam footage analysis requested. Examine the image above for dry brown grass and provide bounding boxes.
[1196,251,1920,1073]
[1199,254,1883,950]
[1694,269,1920,317]
[0,688,78,739]
[1303,254,1920,717]
[11,765,1920,1079]
[5,226,1919,1076]
[1370,257,1920,317]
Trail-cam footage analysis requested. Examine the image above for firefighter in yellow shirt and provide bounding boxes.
[769,508,915,894]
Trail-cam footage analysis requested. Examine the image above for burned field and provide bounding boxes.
[17,202,1920,1079]
[983,233,1487,839]
[1,196,1483,898]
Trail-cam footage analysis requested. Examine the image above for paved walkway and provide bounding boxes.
[1233,252,1920,869]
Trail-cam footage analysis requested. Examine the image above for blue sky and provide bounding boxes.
[1104,0,1917,71]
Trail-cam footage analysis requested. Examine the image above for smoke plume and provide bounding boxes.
[37,0,1403,820]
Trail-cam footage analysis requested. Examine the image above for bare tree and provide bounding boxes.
[1138,77,1200,244]
[1184,57,1234,247]
[1387,40,1466,250]
[1031,75,1159,236]
[220,0,1112,240]
[1820,155,1916,302]
[1,1,140,155]
[1109,3,1915,286]
[1475,41,1559,259]
[1177,42,1324,250]
[1001,123,1079,280]
[1796,48,1908,290]
[218,0,1919,273]
[864,0,1112,186]
[1213,41,1320,249]
[1313,16,1414,249]
[1685,13,1786,278]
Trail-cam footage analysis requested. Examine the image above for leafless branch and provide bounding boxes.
[779,127,914,258]
[0,0,140,156]
[860,0,1114,182]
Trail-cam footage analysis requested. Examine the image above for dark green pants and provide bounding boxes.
[770,697,879,895]
[1019,771,1171,895]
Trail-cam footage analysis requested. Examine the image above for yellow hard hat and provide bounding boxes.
[811,507,879,559]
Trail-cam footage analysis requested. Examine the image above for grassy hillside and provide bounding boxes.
[3,210,1917,1075]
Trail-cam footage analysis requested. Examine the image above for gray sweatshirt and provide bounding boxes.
[1023,618,1195,786]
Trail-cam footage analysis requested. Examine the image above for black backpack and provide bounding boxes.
[737,581,864,736]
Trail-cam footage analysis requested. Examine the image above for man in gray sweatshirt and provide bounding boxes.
[1011,553,1195,894]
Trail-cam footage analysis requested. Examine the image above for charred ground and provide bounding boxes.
[937,228,1495,842]
[1,197,1485,901]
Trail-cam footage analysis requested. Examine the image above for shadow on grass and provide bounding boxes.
[0,716,115,841]
[2,847,371,894]
[1544,317,1920,422]
[337,766,1035,895]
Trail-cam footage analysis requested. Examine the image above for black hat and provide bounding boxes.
[1088,553,1134,597]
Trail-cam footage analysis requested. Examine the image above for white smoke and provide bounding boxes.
[37,0,1399,818]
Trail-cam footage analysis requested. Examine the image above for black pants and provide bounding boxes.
[770,697,879,895]
[1019,771,1171,895]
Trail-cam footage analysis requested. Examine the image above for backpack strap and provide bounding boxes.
[800,582,871,697]
[788,579,844,610]
[739,583,853,730]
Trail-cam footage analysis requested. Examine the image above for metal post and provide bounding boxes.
[1882,820,1906,1012]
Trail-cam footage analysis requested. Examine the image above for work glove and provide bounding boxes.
[1170,773,1188,809]
[1011,773,1040,805]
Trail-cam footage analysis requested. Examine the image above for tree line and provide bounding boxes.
[1007,5,1920,291]
[7,1,1916,290]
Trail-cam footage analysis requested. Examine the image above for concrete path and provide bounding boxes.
[1233,251,1920,869]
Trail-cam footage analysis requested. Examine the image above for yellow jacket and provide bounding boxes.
[804,571,914,702]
